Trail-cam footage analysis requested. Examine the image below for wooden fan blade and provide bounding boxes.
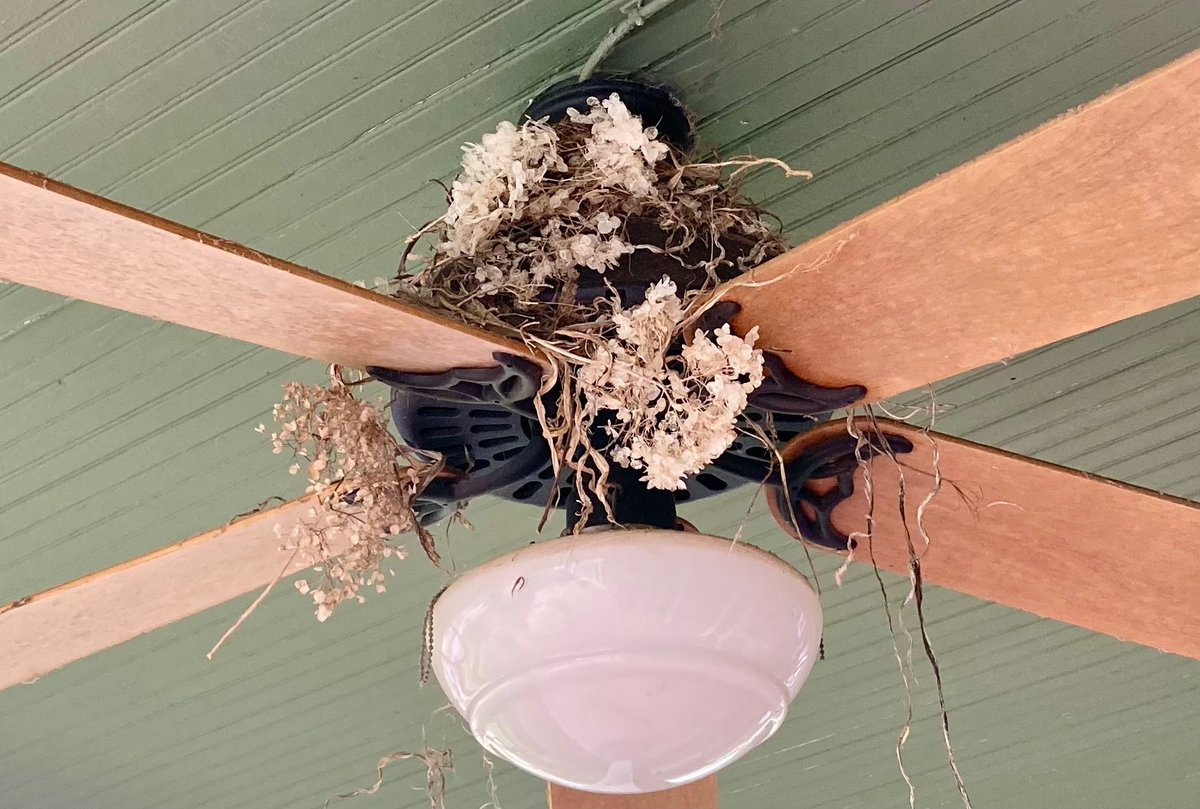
[0,494,340,691]
[0,162,538,373]
[721,49,1200,404]
[547,777,718,809]
[771,419,1200,659]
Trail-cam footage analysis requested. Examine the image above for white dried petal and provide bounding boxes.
[263,370,437,621]
[575,278,764,490]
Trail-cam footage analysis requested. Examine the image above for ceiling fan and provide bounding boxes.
[0,44,1197,809]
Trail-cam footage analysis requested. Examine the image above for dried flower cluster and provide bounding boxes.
[573,279,764,490]
[261,370,442,620]
[398,93,794,337]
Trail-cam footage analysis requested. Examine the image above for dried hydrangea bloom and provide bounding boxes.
[443,120,565,256]
[566,93,669,196]
[577,278,765,490]
[402,93,788,337]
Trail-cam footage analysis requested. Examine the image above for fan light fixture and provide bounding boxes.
[431,529,823,794]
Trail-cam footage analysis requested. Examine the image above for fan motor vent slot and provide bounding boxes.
[469,408,511,419]
[418,426,464,440]
[478,435,520,449]
[512,481,543,501]
[469,423,511,434]
[417,405,460,418]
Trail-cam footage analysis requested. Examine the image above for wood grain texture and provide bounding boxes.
[0,162,537,373]
[773,419,1200,659]
[0,494,340,691]
[723,48,1200,403]
[548,777,718,809]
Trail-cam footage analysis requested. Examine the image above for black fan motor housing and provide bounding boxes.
[393,387,823,519]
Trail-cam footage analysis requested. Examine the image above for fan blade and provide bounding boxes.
[0,162,537,373]
[0,494,340,691]
[721,49,1200,403]
[771,419,1200,659]
[547,778,718,809]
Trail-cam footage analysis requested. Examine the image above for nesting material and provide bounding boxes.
[398,94,804,500]
[262,369,443,620]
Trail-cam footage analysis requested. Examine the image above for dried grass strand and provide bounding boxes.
[206,548,299,660]
[480,751,503,809]
[325,747,453,809]
[856,402,974,809]
[845,412,917,809]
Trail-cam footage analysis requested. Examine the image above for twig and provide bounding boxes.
[481,751,503,809]
[858,403,974,809]
[207,549,298,660]
[684,156,813,181]
[912,393,974,809]
[708,0,725,40]
[227,496,287,525]
[579,0,680,80]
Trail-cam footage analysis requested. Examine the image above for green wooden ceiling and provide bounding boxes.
[2,1,1198,807]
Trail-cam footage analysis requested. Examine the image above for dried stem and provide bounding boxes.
[851,403,973,809]
[578,0,682,80]
[846,412,917,808]
[262,367,444,622]
[325,747,453,809]
[481,751,503,809]
[206,549,298,660]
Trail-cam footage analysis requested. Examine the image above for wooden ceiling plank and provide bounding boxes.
[0,163,537,373]
[723,48,1200,403]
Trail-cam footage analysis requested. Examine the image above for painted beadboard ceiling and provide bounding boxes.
[2,1,1198,807]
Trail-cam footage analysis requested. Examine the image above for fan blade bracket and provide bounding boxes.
[769,427,915,550]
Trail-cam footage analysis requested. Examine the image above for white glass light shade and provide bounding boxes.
[431,529,823,794]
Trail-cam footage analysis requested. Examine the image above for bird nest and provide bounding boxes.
[396,94,797,338]
[394,93,806,509]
